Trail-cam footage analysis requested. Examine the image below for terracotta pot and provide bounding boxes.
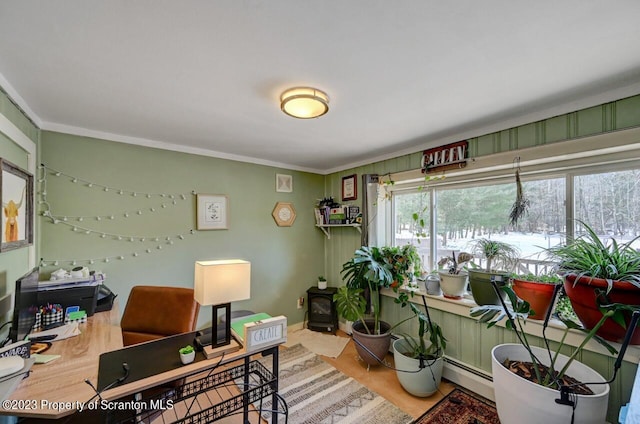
[564,274,640,344]
[512,279,557,320]
[351,319,391,366]
[468,269,509,306]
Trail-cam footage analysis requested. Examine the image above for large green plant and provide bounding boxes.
[396,299,447,360]
[546,220,640,292]
[336,245,421,334]
[469,238,520,272]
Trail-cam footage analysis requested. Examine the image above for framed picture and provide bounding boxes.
[196,194,228,230]
[276,174,293,193]
[341,174,357,201]
[1,159,33,252]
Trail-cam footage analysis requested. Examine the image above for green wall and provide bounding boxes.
[326,93,640,423]
[39,131,325,327]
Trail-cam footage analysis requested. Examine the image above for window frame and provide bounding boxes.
[384,140,640,271]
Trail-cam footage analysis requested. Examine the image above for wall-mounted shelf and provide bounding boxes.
[316,224,361,239]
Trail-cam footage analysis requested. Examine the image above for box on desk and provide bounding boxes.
[37,283,99,316]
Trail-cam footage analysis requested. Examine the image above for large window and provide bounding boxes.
[434,178,565,273]
[389,172,610,273]
[575,169,640,249]
[393,190,431,267]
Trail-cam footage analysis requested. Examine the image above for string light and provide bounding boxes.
[38,164,196,267]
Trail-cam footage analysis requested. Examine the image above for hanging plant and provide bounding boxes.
[509,158,530,226]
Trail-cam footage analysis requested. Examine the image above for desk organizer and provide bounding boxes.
[32,309,64,331]
[109,358,287,423]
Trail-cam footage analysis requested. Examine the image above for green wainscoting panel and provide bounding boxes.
[616,95,640,129]
[577,105,605,137]
[544,115,570,143]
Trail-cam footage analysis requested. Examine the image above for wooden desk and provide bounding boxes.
[3,308,283,423]
[2,307,122,420]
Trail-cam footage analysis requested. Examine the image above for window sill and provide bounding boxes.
[381,287,640,364]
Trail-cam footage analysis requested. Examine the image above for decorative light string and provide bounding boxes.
[38,164,198,267]
[39,164,193,221]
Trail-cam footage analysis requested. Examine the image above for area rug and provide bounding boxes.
[412,388,500,424]
[283,328,350,358]
[253,343,413,424]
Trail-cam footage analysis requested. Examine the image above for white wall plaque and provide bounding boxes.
[242,316,287,353]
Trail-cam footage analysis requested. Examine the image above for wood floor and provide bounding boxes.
[321,331,456,419]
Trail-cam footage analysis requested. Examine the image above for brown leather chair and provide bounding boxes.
[121,285,200,346]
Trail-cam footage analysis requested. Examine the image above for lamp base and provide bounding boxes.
[202,339,241,359]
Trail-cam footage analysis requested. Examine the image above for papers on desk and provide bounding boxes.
[0,357,35,401]
[28,322,80,342]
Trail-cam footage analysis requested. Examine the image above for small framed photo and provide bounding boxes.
[276,174,293,193]
[1,159,33,252]
[196,194,228,230]
[342,174,357,201]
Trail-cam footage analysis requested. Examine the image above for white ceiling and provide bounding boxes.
[1,1,640,174]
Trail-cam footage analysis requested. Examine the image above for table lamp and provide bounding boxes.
[194,259,251,358]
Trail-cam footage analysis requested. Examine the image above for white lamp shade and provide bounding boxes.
[194,260,251,306]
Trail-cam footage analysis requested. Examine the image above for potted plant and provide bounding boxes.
[179,345,195,364]
[511,272,561,320]
[467,238,519,305]
[546,220,640,344]
[335,245,421,366]
[437,251,473,299]
[392,295,447,397]
[317,276,327,290]
[471,284,639,424]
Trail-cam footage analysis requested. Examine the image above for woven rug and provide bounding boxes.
[253,343,413,424]
[283,328,350,358]
[413,388,500,424]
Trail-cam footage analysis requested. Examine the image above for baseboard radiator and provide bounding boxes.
[388,334,495,401]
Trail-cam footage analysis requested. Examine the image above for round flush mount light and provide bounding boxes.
[280,87,329,119]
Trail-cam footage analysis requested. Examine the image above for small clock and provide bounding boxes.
[272,202,296,227]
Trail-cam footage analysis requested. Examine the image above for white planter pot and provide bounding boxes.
[393,338,443,397]
[318,280,327,290]
[438,271,468,299]
[492,344,609,424]
[180,351,195,365]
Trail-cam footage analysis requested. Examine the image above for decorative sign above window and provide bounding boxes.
[421,140,469,173]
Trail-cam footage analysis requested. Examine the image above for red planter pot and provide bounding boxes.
[564,274,640,344]
[512,279,557,320]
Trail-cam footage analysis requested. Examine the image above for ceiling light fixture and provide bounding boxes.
[280,87,329,119]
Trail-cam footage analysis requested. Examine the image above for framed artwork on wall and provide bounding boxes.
[276,174,293,193]
[196,194,228,230]
[1,159,34,252]
[341,174,357,201]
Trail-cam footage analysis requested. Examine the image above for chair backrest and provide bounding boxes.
[121,285,200,346]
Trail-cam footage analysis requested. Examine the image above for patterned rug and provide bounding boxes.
[413,388,500,424]
[254,343,413,424]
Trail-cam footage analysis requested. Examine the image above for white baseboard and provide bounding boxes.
[288,321,305,332]
[443,357,495,401]
[338,320,353,335]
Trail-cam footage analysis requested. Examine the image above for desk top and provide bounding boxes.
[3,305,122,419]
[3,305,274,420]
